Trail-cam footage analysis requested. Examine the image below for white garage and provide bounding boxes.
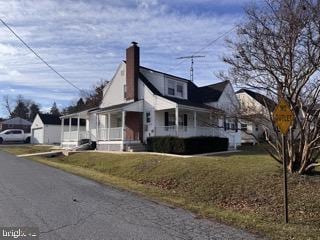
[31,114,62,144]
[32,128,44,144]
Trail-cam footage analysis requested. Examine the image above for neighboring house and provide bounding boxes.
[236,89,275,144]
[0,117,32,133]
[60,42,241,151]
[31,113,85,144]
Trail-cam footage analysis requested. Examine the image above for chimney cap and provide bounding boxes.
[131,41,138,46]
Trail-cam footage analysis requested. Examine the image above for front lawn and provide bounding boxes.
[0,145,55,155]
[4,144,320,239]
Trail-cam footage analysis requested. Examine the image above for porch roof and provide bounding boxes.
[93,100,144,114]
[60,107,99,119]
[164,96,222,112]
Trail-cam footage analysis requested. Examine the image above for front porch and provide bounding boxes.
[94,101,144,151]
[60,109,93,149]
[153,107,223,137]
[152,106,239,149]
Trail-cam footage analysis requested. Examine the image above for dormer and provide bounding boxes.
[139,67,189,100]
[164,76,188,99]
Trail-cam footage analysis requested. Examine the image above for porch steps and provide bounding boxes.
[125,143,146,152]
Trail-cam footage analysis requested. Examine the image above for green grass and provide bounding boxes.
[1,144,320,239]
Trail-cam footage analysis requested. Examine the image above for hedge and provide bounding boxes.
[146,136,229,155]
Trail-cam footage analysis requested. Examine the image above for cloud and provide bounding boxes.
[0,0,246,117]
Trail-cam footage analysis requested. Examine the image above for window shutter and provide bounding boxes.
[164,112,169,126]
[235,118,238,132]
[223,116,227,131]
[183,114,187,126]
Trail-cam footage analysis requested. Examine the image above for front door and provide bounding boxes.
[125,112,143,141]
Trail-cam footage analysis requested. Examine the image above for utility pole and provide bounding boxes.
[176,55,205,82]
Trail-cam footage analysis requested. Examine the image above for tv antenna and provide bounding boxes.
[176,55,205,82]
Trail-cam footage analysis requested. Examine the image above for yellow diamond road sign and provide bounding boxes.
[273,98,294,135]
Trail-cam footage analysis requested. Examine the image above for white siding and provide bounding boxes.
[89,113,97,141]
[100,62,130,108]
[31,114,62,144]
[31,115,44,130]
[140,68,166,95]
[31,115,44,144]
[140,68,188,99]
[43,125,61,144]
[236,92,266,115]
[236,92,272,144]
[32,128,44,144]
[138,78,176,141]
[205,83,239,114]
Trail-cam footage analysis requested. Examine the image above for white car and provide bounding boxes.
[0,129,31,144]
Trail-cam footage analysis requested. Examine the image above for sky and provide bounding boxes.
[0,0,255,118]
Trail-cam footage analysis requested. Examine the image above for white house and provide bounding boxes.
[236,89,275,144]
[60,42,241,151]
[31,113,86,144]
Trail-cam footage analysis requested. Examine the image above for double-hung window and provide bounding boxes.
[146,112,151,123]
[168,81,175,96]
[241,124,248,131]
[176,84,183,98]
[123,84,127,99]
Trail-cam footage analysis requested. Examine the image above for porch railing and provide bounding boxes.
[154,126,226,138]
[99,127,123,141]
[63,131,90,142]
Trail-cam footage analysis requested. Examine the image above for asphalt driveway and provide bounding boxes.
[0,151,261,240]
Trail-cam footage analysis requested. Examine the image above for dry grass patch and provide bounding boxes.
[11,145,320,239]
[0,145,54,155]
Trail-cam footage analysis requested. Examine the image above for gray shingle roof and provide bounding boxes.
[139,69,226,111]
[2,117,31,125]
[38,114,61,125]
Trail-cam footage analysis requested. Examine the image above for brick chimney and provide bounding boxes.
[126,42,140,101]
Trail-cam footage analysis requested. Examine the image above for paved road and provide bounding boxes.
[0,151,261,240]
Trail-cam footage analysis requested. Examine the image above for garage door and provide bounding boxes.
[32,128,44,144]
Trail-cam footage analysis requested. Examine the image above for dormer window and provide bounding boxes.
[176,84,183,98]
[168,80,175,96]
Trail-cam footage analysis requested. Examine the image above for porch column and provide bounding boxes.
[96,114,99,141]
[121,111,126,140]
[77,116,80,142]
[68,118,72,141]
[121,111,126,151]
[175,107,179,136]
[60,118,64,144]
[107,113,111,141]
[193,111,197,136]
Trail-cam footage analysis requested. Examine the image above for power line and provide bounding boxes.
[171,24,240,70]
[0,18,83,93]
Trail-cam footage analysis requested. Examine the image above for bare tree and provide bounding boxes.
[223,0,320,174]
[2,95,13,117]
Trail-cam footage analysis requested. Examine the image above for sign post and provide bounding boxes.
[273,98,294,224]
[281,134,288,223]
